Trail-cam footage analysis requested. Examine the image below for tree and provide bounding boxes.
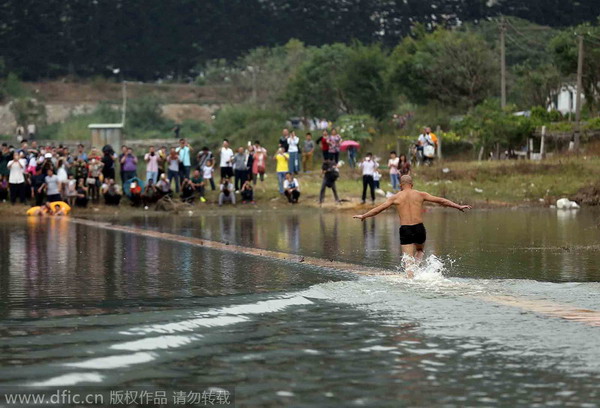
[550,22,600,113]
[454,100,535,155]
[512,63,563,109]
[284,44,352,119]
[337,44,394,120]
[391,28,498,109]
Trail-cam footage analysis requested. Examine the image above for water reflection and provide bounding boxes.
[0,219,342,319]
[123,208,600,282]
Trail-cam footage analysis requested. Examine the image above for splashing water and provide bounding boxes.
[395,254,449,283]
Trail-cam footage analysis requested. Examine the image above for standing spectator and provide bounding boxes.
[274,148,289,194]
[373,169,381,190]
[27,123,36,139]
[75,144,88,162]
[31,167,46,205]
[202,159,216,191]
[56,159,69,198]
[158,145,168,179]
[233,147,249,192]
[327,128,342,164]
[316,130,330,161]
[167,148,181,193]
[240,179,254,204]
[87,158,103,202]
[0,176,9,202]
[287,131,300,174]
[7,152,27,204]
[176,138,192,179]
[196,146,213,171]
[101,146,116,181]
[118,145,128,183]
[251,141,267,186]
[73,158,88,181]
[279,128,290,152]
[319,118,329,130]
[302,133,314,172]
[120,147,137,182]
[65,174,78,207]
[246,145,255,181]
[218,177,235,206]
[347,145,357,169]
[283,172,301,203]
[144,146,160,183]
[399,154,411,176]
[39,168,62,203]
[359,153,378,204]
[319,159,340,204]
[190,169,206,202]
[172,125,181,139]
[219,139,234,182]
[0,144,11,179]
[388,151,400,192]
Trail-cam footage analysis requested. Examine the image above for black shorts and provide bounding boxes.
[399,223,426,246]
[220,167,233,179]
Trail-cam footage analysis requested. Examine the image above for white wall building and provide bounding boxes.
[549,84,584,115]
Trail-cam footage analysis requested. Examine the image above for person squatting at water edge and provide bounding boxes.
[352,175,471,278]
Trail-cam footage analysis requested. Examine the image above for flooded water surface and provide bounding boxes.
[0,208,599,406]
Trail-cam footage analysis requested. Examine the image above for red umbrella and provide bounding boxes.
[340,140,360,151]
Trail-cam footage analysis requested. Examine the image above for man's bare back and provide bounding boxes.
[353,175,471,278]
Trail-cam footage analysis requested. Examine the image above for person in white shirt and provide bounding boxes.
[202,159,216,190]
[7,152,27,204]
[359,152,378,204]
[287,131,300,174]
[388,151,400,192]
[283,172,301,203]
[219,139,234,182]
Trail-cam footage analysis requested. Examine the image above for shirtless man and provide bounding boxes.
[353,175,471,278]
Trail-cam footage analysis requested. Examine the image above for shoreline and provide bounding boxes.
[0,196,545,219]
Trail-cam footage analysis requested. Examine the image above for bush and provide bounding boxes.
[126,97,173,132]
[336,114,376,142]
[212,104,286,148]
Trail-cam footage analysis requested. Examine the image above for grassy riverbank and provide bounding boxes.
[1,156,598,217]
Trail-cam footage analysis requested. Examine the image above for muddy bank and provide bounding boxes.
[572,183,600,206]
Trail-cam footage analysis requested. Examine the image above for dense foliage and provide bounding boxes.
[0,0,598,80]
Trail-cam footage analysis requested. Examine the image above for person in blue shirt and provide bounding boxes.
[176,138,193,180]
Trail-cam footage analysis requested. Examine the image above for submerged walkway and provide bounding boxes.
[69,218,600,328]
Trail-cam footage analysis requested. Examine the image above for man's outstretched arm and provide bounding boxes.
[422,193,472,212]
[353,198,394,221]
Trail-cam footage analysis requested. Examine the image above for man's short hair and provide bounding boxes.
[400,175,413,186]
[286,172,292,176]
[254,140,260,145]
[179,138,185,143]
[306,132,312,136]
[366,152,373,156]
[223,139,229,143]
[390,151,396,155]
[202,146,209,151]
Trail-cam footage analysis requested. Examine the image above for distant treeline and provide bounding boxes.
[0,0,598,80]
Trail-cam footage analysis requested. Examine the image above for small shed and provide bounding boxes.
[88,123,123,149]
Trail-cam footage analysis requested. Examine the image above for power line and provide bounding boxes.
[505,19,547,47]
[505,33,535,53]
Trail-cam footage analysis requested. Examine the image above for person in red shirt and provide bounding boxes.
[316,130,330,162]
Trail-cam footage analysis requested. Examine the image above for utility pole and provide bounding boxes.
[574,34,584,151]
[500,17,507,109]
[121,81,127,126]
